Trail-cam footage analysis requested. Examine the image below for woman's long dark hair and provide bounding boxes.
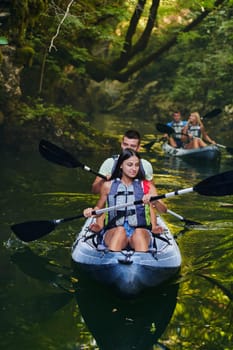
[110,148,145,180]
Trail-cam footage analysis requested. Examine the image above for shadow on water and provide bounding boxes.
[9,246,74,319]
[154,150,221,178]
[9,245,179,350]
[72,265,179,350]
[5,218,233,349]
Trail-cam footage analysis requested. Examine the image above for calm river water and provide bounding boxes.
[1,118,233,350]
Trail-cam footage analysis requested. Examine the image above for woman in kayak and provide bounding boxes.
[181,111,216,149]
[83,148,167,252]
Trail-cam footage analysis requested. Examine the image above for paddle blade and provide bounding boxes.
[225,146,233,155]
[182,218,202,226]
[11,220,56,242]
[143,140,156,151]
[156,123,174,135]
[202,108,222,120]
[39,139,81,168]
[194,170,233,196]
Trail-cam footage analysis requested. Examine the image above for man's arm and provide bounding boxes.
[92,176,106,194]
[91,157,114,194]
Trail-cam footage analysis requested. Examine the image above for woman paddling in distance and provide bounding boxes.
[181,111,216,149]
[83,148,167,252]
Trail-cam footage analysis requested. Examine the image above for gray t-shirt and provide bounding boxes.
[98,156,153,181]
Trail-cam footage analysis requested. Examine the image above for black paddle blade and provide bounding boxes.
[143,139,156,151]
[194,170,233,196]
[156,123,174,135]
[182,218,202,226]
[11,220,56,242]
[202,108,222,120]
[39,139,81,168]
[225,146,233,155]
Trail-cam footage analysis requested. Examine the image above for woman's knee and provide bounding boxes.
[131,229,150,244]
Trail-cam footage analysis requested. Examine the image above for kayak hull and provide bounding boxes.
[71,216,181,296]
[162,142,221,162]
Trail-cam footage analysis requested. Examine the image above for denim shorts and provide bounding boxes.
[123,221,135,237]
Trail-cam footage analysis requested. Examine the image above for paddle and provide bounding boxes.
[156,124,233,155]
[156,123,174,135]
[166,209,201,226]
[11,170,233,242]
[143,137,165,152]
[213,143,233,155]
[201,108,222,120]
[143,108,222,151]
[39,139,106,179]
[39,139,201,225]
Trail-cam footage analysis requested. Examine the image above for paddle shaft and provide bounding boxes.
[11,168,233,241]
[82,165,107,179]
[53,166,233,224]
[60,157,200,223]
[214,143,233,153]
[11,186,194,241]
[51,187,194,226]
[84,187,194,218]
[167,209,186,221]
[166,209,201,225]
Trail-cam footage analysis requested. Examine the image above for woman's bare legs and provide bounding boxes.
[130,228,151,252]
[185,137,207,149]
[104,226,128,251]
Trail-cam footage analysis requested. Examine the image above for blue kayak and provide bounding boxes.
[71,216,181,296]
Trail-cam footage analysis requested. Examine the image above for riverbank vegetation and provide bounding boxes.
[0,0,233,150]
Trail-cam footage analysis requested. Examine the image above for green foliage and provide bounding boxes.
[136,3,233,115]
[10,0,48,43]
[15,46,35,66]
[18,99,85,123]
[13,99,118,151]
[1,0,233,135]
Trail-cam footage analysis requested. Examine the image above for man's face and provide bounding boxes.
[121,136,140,151]
[173,113,181,122]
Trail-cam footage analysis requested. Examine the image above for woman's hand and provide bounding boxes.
[83,207,94,217]
[188,133,194,141]
[89,223,103,233]
[142,194,151,204]
[151,225,164,234]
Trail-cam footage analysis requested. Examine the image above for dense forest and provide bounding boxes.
[0,0,232,150]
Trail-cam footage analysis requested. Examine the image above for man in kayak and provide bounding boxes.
[164,111,187,148]
[91,129,167,213]
[84,148,165,251]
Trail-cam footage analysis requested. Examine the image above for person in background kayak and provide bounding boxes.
[181,111,216,149]
[83,148,167,252]
[164,111,187,148]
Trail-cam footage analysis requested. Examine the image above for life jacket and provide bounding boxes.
[107,178,150,227]
[167,121,186,139]
[187,124,201,138]
[111,156,146,178]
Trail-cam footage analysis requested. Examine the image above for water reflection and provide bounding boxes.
[8,234,233,349]
[161,154,221,177]
[73,266,179,350]
[9,245,179,350]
